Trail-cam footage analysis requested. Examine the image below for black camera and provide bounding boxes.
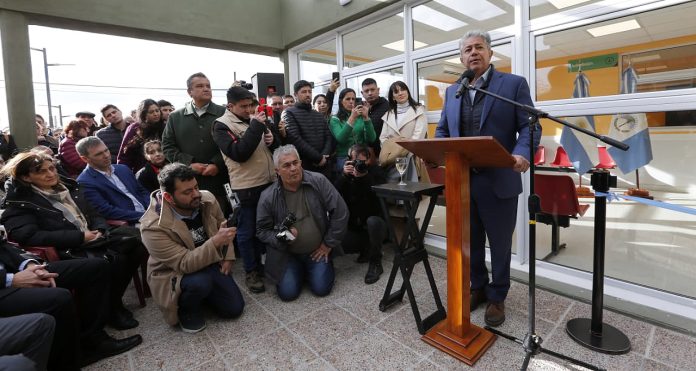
[275,212,297,242]
[239,80,253,90]
[347,159,368,174]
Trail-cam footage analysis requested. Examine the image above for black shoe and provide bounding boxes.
[179,310,206,334]
[364,261,383,284]
[470,289,487,311]
[116,305,134,319]
[108,310,139,330]
[80,334,142,367]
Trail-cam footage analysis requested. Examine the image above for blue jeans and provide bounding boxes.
[276,253,335,301]
[236,204,265,273]
[179,265,245,318]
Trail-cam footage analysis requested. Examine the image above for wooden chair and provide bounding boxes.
[534,174,590,260]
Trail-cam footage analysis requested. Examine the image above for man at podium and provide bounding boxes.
[435,30,540,327]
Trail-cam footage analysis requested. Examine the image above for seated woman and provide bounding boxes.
[57,119,89,178]
[0,151,146,330]
[329,88,376,175]
[117,98,165,173]
[136,140,169,193]
[379,81,428,182]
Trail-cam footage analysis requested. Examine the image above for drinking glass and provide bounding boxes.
[395,157,408,186]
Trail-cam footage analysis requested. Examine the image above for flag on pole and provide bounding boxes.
[560,71,599,175]
[607,65,653,174]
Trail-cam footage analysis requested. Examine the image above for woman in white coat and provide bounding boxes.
[379,81,427,182]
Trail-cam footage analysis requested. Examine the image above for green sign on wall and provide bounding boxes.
[568,53,619,72]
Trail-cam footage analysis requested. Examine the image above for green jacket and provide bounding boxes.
[162,101,228,200]
[329,116,376,157]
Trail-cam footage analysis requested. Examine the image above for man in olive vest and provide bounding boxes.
[212,86,280,293]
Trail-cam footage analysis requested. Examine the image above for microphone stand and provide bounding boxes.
[462,82,629,371]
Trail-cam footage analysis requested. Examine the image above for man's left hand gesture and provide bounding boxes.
[310,243,332,263]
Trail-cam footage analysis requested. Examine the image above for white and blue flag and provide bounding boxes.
[560,71,599,175]
[607,66,653,174]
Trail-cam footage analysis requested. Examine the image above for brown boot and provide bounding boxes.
[470,289,487,311]
[484,302,505,327]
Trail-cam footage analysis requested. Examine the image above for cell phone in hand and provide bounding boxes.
[355,97,363,106]
[332,72,340,81]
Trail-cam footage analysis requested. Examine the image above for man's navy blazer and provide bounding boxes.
[77,164,150,223]
[435,68,541,199]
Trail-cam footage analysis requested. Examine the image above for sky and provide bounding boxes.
[0,25,285,130]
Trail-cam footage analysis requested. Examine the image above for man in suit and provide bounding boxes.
[435,30,541,327]
[76,136,150,224]
[0,241,142,370]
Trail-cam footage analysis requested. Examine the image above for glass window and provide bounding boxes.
[530,0,604,20]
[299,38,337,86]
[535,2,696,101]
[412,0,514,50]
[417,43,512,111]
[342,15,403,68]
[344,66,404,96]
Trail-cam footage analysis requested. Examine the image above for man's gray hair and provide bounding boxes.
[459,30,492,50]
[272,144,301,168]
[75,136,105,156]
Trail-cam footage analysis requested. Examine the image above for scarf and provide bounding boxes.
[33,183,89,232]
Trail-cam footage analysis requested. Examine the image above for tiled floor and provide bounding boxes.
[91,251,696,370]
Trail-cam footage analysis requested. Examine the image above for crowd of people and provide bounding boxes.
[0,29,538,371]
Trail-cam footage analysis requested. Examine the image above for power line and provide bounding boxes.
[0,79,228,91]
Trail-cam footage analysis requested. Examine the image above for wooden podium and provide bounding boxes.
[396,137,516,365]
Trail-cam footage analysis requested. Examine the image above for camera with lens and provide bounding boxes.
[346,159,368,174]
[275,212,297,242]
[238,80,253,90]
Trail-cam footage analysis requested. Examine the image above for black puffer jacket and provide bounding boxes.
[0,177,107,250]
[284,102,334,169]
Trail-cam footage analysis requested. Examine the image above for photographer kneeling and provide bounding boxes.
[256,145,348,301]
[334,144,388,284]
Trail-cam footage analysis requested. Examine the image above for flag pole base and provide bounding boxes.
[576,186,594,198]
[626,188,653,200]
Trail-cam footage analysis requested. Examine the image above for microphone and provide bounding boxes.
[455,69,476,99]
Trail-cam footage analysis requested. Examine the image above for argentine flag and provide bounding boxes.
[560,71,599,175]
[607,66,653,174]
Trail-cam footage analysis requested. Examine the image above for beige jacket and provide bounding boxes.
[379,105,428,143]
[139,190,234,325]
[216,110,275,190]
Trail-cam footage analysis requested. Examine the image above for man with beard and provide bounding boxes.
[284,80,334,178]
[96,104,129,163]
[140,163,244,333]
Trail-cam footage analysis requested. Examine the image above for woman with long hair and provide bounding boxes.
[0,151,146,330]
[379,81,427,182]
[117,99,165,172]
[329,88,376,173]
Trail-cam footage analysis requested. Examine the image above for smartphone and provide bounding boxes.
[355,97,363,106]
[332,72,340,81]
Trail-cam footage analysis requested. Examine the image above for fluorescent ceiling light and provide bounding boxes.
[645,65,668,72]
[587,19,641,37]
[399,6,467,32]
[445,55,500,64]
[547,0,591,9]
[382,40,428,52]
[435,0,505,21]
[631,54,661,63]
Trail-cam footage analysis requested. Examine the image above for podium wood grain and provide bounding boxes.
[397,137,515,366]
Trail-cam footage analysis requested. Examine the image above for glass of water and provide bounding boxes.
[395,157,408,186]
